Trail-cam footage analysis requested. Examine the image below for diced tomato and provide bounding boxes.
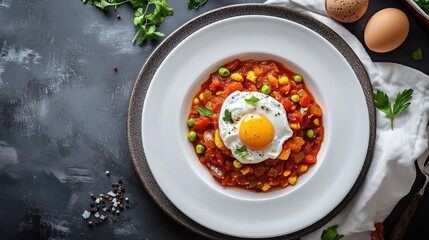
[282,99,293,111]
[224,82,244,96]
[223,59,241,71]
[299,95,311,107]
[278,84,290,95]
[308,104,323,117]
[193,116,211,131]
[287,111,303,123]
[303,155,316,164]
[209,80,223,93]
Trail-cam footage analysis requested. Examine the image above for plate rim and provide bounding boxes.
[127,3,376,239]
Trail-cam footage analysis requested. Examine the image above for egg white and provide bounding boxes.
[218,91,292,164]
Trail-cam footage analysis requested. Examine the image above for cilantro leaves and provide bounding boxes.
[321,225,344,240]
[188,0,208,9]
[244,96,260,104]
[412,48,423,61]
[82,0,173,45]
[374,89,413,130]
[234,146,247,158]
[222,109,232,123]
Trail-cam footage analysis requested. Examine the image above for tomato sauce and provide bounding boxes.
[187,59,324,192]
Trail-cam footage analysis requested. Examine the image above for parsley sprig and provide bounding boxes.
[234,146,247,158]
[374,89,413,130]
[82,0,173,45]
[188,0,208,9]
[321,225,344,240]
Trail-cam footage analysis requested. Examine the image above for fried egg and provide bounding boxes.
[218,91,292,164]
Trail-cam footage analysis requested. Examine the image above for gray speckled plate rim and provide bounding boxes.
[126,3,376,240]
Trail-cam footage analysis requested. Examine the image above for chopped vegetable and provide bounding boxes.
[261,85,271,94]
[291,94,300,102]
[321,225,344,240]
[196,144,205,153]
[374,89,413,130]
[188,0,207,9]
[245,96,260,104]
[412,48,423,61]
[293,74,303,83]
[187,118,195,127]
[233,160,243,168]
[197,106,214,117]
[188,131,197,141]
[218,67,230,77]
[306,129,315,138]
[230,73,243,82]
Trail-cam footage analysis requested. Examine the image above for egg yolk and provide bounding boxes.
[239,115,274,150]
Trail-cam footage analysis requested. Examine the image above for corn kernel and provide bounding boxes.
[268,75,278,84]
[283,170,291,177]
[233,160,242,169]
[230,73,243,82]
[241,167,251,175]
[289,123,301,130]
[299,164,308,173]
[288,176,297,185]
[313,118,320,126]
[246,71,257,83]
[261,183,271,192]
[278,148,291,160]
[216,91,223,96]
[278,76,289,85]
[199,93,205,100]
[214,129,224,149]
[193,98,200,104]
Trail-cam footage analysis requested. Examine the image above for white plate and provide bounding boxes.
[129,4,375,239]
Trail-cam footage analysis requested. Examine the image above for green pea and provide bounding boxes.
[233,160,243,169]
[291,94,300,102]
[196,144,205,154]
[261,85,271,95]
[187,118,195,128]
[188,131,197,141]
[218,67,230,77]
[293,74,303,83]
[306,129,315,138]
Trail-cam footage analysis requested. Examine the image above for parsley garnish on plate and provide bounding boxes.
[321,225,344,240]
[244,96,260,104]
[234,146,247,158]
[373,89,413,130]
[82,0,173,45]
[188,0,208,9]
[223,109,233,123]
[198,106,214,117]
[412,48,423,61]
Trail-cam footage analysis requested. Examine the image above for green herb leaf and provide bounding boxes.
[198,107,214,117]
[321,225,344,240]
[188,0,208,9]
[223,109,233,122]
[373,89,413,130]
[234,146,247,158]
[244,96,260,104]
[82,0,173,45]
[300,106,308,114]
[414,0,429,14]
[412,48,423,61]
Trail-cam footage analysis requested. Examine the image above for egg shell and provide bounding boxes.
[364,8,409,53]
[325,0,368,23]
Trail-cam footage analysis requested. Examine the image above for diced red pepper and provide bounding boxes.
[299,95,311,107]
[209,80,223,93]
[193,116,211,132]
[303,155,316,164]
[282,99,293,111]
[224,82,244,96]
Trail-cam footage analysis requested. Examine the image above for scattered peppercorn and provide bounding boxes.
[116,14,121,20]
[113,66,118,72]
[81,172,131,227]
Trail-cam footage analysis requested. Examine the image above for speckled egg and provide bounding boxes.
[326,0,369,23]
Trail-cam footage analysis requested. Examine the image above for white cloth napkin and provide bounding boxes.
[264,0,429,239]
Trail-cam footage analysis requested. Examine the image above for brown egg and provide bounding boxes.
[364,8,409,53]
[326,0,368,23]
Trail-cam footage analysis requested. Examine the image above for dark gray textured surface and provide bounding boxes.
[0,0,428,239]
